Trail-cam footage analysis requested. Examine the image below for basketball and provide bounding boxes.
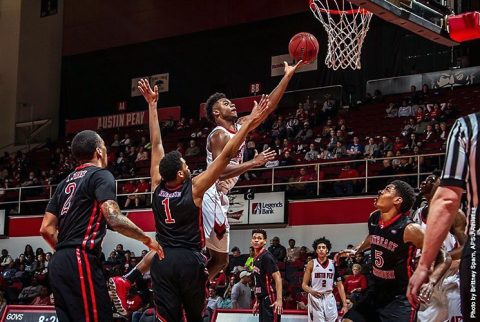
[288,32,319,64]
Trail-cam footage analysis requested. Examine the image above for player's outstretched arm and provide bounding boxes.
[138,78,165,191]
[40,212,58,250]
[101,200,164,259]
[192,96,270,206]
[405,222,452,307]
[209,129,276,181]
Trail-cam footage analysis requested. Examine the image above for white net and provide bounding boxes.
[310,0,373,70]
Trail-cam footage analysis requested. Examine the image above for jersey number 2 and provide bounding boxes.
[61,182,77,216]
[162,199,176,224]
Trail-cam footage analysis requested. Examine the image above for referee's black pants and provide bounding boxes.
[49,247,112,322]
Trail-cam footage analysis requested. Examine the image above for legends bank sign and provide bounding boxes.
[249,192,285,224]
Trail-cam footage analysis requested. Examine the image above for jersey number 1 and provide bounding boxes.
[162,199,176,224]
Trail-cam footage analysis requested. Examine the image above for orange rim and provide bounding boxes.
[309,0,370,15]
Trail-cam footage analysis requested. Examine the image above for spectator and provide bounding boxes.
[119,133,131,146]
[377,136,393,156]
[392,136,405,153]
[423,124,437,143]
[401,118,416,137]
[288,168,314,196]
[231,271,252,309]
[123,180,137,208]
[244,247,255,271]
[346,136,364,158]
[321,119,334,137]
[385,103,398,118]
[333,141,347,159]
[268,236,287,262]
[427,103,442,121]
[326,129,338,151]
[0,250,12,267]
[135,146,148,162]
[409,85,419,104]
[406,133,420,151]
[111,134,120,147]
[322,94,335,116]
[31,286,52,305]
[271,115,286,139]
[363,138,377,159]
[176,117,186,130]
[304,144,319,161]
[397,100,412,117]
[279,151,295,167]
[414,118,428,135]
[228,247,245,273]
[135,179,150,207]
[334,164,359,196]
[286,239,301,263]
[18,277,41,304]
[442,99,456,119]
[438,122,448,141]
[295,122,313,141]
[184,139,200,157]
[343,264,367,303]
[205,288,222,321]
[286,115,300,139]
[176,142,185,156]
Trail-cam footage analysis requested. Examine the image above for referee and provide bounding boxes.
[408,113,479,321]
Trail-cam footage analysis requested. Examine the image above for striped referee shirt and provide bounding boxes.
[440,112,479,234]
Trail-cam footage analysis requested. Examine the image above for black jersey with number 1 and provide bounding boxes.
[45,164,116,254]
[152,178,205,250]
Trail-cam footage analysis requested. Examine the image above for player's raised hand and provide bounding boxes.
[253,148,276,167]
[284,60,303,77]
[406,265,430,308]
[143,236,164,260]
[249,94,270,128]
[270,298,283,315]
[138,78,158,105]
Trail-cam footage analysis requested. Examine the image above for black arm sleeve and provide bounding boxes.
[91,170,117,203]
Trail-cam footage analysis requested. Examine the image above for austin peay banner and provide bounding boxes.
[64,106,181,134]
[227,191,286,225]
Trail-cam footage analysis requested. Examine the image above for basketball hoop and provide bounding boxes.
[309,0,373,70]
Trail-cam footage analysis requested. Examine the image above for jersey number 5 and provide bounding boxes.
[162,199,176,224]
[374,250,384,268]
[61,182,77,217]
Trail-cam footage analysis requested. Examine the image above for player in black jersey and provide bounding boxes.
[133,79,270,322]
[341,180,451,322]
[39,130,163,322]
[251,229,283,322]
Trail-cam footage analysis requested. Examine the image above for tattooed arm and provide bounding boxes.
[100,200,164,258]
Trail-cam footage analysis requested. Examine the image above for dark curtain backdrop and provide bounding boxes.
[60,11,475,130]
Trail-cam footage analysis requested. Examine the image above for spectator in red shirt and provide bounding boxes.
[122,180,136,208]
[392,136,405,153]
[135,179,150,207]
[343,264,367,303]
[31,286,52,305]
[415,106,425,123]
[334,165,359,196]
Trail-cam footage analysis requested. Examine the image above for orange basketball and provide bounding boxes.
[288,32,319,64]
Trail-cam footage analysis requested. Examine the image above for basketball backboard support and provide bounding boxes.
[347,0,459,46]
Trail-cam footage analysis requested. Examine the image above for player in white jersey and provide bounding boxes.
[414,174,466,322]
[203,60,302,278]
[302,237,348,322]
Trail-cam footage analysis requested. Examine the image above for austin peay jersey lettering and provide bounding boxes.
[368,210,416,294]
[45,164,116,255]
[152,178,204,250]
[311,258,341,292]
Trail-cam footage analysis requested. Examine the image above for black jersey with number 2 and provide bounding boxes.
[45,164,116,254]
[368,210,416,295]
[152,178,204,250]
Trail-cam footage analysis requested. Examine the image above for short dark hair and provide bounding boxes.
[391,180,416,213]
[71,130,102,162]
[231,246,240,253]
[159,151,183,182]
[205,92,226,123]
[312,237,332,252]
[252,229,267,239]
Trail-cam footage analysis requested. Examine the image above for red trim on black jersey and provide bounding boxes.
[82,250,99,322]
[198,208,205,248]
[378,213,403,229]
[76,248,90,322]
[406,244,415,280]
[164,182,183,192]
[155,311,168,322]
[89,202,102,250]
[254,248,267,261]
[82,202,98,250]
[75,163,96,171]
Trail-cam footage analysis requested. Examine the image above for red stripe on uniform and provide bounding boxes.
[406,244,415,280]
[89,202,102,250]
[155,311,168,322]
[76,248,90,322]
[82,202,98,250]
[198,208,205,248]
[82,250,99,322]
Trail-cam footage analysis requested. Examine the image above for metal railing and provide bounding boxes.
[0,152,445,214]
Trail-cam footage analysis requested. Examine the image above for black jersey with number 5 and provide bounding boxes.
[368,210,416,295]
[152,178,205,250]
[45,164,116,254]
